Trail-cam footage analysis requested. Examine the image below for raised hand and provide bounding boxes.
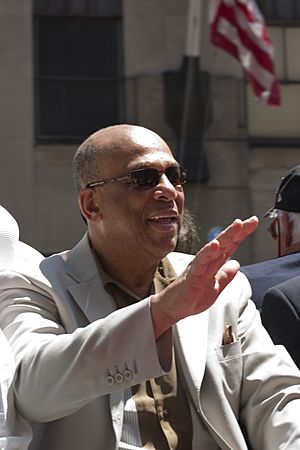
[151,216,258,338]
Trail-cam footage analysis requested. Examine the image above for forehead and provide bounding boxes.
[126,148,177,171]
[102,128,177,172]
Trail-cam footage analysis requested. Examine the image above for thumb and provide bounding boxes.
[215,259,240,292]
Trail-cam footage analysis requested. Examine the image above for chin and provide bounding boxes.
[158,238,177,257]
[145,231,179,259]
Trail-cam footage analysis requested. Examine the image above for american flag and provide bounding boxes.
[209,0,280,106]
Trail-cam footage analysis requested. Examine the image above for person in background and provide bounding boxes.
[241,165,300,311]
[1,125,300,450]
[0,205,33,450]
[262,272,300,369]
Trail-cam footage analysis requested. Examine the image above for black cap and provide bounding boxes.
[265,165,300,217]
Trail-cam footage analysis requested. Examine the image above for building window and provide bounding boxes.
[257,0,300,23]
[34,1,123,143]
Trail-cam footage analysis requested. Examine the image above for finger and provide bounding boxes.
[189,252,229,286]
[189,239,221,276]
[191,259,240,314]
[187,216,258,281]
[205,220,242,262]
[223,216,258,258]
[216,216,258,243]
[216,216,258,247]
[231,216,259,243]
[243,215,259,231]
[215,259,240,292]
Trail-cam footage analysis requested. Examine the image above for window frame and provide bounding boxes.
[33,11,124,144]
[257,0,300,26]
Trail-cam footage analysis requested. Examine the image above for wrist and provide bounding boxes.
[150,293,174,339]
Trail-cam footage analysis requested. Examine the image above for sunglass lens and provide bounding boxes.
[131,169,159,188]
[166,167,187,185]
[130,166,187,188]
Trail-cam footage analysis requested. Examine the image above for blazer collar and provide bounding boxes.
[66,233,98,283]
[66,233,116,322]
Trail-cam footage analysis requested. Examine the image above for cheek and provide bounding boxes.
[106,192,145,223]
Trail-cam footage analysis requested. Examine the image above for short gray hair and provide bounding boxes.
[72,133,104,192]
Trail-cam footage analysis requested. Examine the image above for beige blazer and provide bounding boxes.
[1,234,300,450]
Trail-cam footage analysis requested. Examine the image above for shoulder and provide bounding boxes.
[265,274,300,298]
[241,257,279,277]
[241,252,300,276]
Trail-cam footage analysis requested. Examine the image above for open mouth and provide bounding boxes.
[148,214,179,231]
[149,216,177,224]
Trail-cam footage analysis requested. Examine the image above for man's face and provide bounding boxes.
[91,129,185,263]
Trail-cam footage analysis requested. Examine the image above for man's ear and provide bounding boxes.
[78,189,103,223]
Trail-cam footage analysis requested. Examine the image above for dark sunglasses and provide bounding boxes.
[85,166,187,190]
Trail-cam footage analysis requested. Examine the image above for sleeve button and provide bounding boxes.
[114,373,124,384]
[123,369,133,381]
[106,375,115,385]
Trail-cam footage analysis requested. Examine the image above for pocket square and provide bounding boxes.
[222,324,236,345]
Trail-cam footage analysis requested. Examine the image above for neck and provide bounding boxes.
[102,254,158,298]
[90,238,160,298]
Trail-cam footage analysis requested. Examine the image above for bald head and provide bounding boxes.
[72,124,170,192]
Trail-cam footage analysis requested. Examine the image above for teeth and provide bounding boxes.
[151,217,175,220]
[151,217,176,223]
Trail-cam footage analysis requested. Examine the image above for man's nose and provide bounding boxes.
[153,173,179,201]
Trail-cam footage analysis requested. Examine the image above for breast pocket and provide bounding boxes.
[213,340,243,414]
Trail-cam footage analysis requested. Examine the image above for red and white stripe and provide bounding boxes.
[209,0,280,106]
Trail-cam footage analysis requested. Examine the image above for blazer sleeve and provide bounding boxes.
[0,271,172,423]
[262,276,300,369]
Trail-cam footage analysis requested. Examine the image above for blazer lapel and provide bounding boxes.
[175,311,208,404]
[67,278,116,323]
[66,234,116,322]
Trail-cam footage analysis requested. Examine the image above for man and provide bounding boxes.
[1,124,300,450]
[241,165,300,311]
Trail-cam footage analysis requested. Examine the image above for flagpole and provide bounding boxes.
[178,0,202,164]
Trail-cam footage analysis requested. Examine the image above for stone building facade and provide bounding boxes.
[0,0,300,264]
